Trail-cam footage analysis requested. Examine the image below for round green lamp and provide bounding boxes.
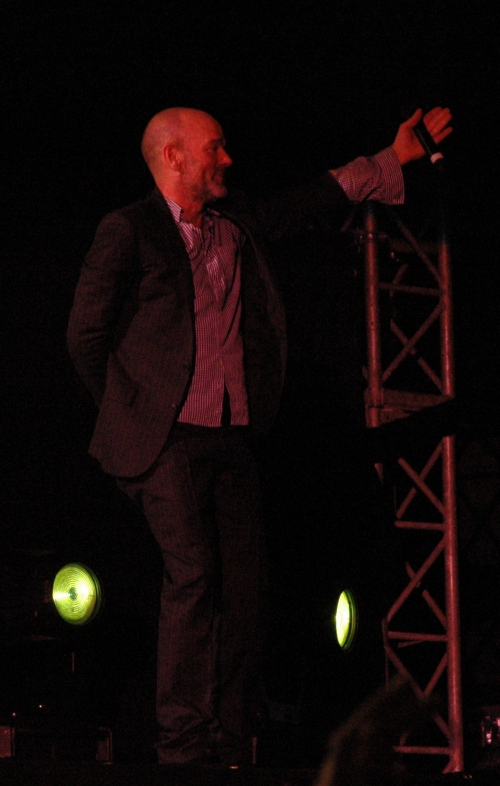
[52,563,102,625]
[334,589,358,650]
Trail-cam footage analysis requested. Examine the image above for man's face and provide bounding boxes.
[179,115,233,204]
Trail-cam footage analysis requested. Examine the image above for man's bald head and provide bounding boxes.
[141,107,217,176]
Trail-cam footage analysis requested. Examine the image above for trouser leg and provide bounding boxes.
[213,431,267,764]
[117,427,266,765]
[118,434,217,763]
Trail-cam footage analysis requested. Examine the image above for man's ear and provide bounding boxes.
[162,143,183,171]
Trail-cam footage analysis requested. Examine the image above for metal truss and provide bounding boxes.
[357,200,463,772]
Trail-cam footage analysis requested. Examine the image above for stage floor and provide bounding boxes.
[1,762,500,786]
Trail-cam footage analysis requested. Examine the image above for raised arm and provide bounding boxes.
[329,105,452,205]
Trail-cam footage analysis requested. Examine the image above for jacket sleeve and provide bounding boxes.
[229,173,352,244]
[67,211,137,405]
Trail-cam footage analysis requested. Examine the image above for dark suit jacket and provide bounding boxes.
[67,177,349,477]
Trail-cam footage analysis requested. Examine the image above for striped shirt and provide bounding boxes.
[165,147,403,428]
[166,198,249,427]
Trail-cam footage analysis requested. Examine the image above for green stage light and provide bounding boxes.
[52,563,102,625]
[334,589,358,650]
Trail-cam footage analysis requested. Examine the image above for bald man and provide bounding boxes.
[67,106,451,766]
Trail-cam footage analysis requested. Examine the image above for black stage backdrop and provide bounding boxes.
[1,0,499,769]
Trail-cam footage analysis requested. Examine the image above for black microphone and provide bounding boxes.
[413,120,444,168]
[402,104,445,169]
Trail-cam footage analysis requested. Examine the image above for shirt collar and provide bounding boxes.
[164,196,220,227]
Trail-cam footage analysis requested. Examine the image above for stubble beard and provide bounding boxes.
[203,169,228,202]
[185,169,227,205]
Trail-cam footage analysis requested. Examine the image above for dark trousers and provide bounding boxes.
[118,424,266,764]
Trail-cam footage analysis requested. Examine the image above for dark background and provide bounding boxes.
[1,0,499,769]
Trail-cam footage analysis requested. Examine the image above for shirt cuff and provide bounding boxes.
[330,146,404,205]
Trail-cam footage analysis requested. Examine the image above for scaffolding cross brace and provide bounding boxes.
[361,199,463,773]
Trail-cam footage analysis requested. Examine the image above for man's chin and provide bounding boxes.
[207,184,228,202]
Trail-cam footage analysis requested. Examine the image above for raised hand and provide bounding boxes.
[391,106,452,165]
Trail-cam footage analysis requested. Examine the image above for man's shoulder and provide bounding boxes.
[96,189,174,238]
[110,188,168,220]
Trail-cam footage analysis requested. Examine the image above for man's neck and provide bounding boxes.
[179,203,204,228]
[159,185,205,227]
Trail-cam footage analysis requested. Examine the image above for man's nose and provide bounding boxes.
[219,149,233,167]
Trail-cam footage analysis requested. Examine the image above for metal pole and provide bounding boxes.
[439,183,464,771]
[364,201,382,430]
